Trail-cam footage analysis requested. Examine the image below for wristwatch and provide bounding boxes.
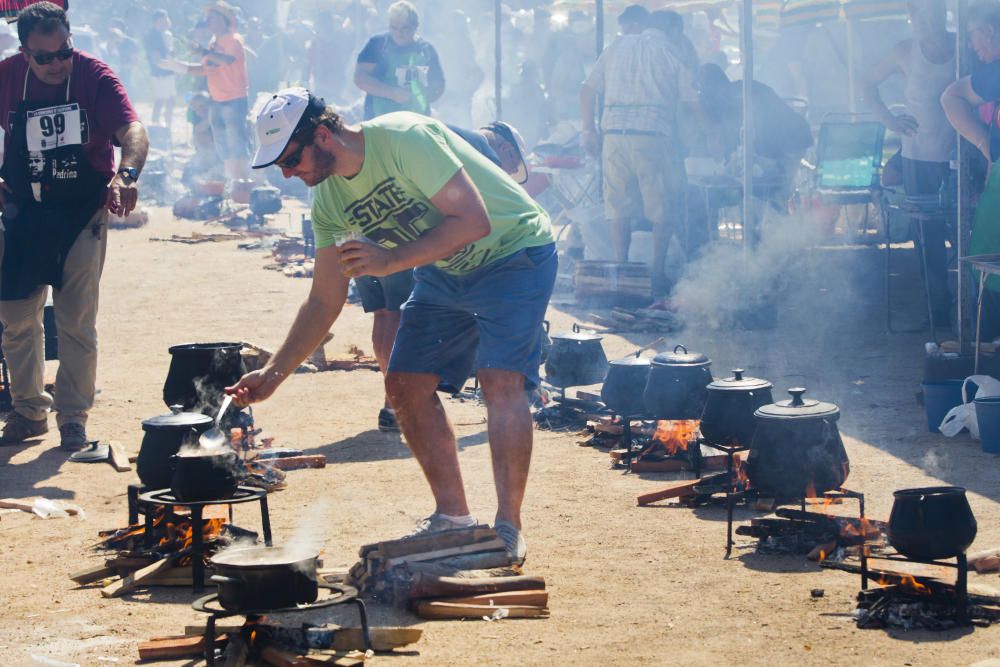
[117,166,138,184]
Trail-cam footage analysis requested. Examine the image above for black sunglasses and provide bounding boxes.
[30,46,74,66]
[277,120,320,168]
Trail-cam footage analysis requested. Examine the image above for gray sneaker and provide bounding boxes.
[406,513,478,539]
[494,520,527,566]
[0,412,48,444]
[59,423,89,451]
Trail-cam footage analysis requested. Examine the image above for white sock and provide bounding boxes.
[437,513,477,527]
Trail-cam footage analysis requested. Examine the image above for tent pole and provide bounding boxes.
[741,0,754,249]
[495,0,502,120]
[957,0,968,351]
[596,0,604,55]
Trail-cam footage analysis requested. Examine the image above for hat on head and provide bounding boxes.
[618,4,651,26]
[483,120,528,184]
[252,87,323,169]
[204,1,238,29]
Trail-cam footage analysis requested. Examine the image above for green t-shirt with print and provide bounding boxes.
[311,112,554,275]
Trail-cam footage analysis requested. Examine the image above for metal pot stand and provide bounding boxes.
[193,581,371,666]
[136,485,273,591]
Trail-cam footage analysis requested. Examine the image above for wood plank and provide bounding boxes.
[629,459,691,473]
[0,498,81,516]
[260,646,319,667]
[101,557,175,598]
[415,601,549,620]
[423,590,548,607]
[408,573,546,599]
[384,538,507,566]
[636,479,702,506]
[138,634,224,660]
[69,563,117,585]
[263,455,326,471]
[331,627,422,652]
[970,547,1000,573]
[360,526,495,559]
[108,442,132,472]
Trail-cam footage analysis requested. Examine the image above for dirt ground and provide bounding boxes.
[2,205,1000,667]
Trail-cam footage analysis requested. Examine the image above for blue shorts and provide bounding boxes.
[210,97,250,160]
[388,244,557,390]
[354,269,415,313]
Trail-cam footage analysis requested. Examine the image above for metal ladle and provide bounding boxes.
[199,394,234,449]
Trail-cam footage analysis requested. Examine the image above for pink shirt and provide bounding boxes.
[204,32,248,102]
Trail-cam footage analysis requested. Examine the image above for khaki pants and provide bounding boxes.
[0,209,108,426]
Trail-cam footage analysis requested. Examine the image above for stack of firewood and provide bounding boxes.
[349,526,549,620]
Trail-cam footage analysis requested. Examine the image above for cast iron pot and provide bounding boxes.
[747,388,849,498]
[170,448,241,502]
[136,407,214,490]
[642,345,712,419]
[543,324,608,388]
[888,486,978,561]
[210,546,319,611]
[601,352,651,416]
[162,342,246,413]
[700,369,773,447]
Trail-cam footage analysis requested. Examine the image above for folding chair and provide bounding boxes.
[814,113,887,242]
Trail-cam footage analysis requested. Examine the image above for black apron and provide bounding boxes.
[0,68,106,301]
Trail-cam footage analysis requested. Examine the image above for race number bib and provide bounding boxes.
[26,103,82,152]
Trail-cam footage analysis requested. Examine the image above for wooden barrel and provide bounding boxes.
[574,261,652,306]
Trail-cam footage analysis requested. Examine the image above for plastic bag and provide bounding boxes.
[939,375,1000,438]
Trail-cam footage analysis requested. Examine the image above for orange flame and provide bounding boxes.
[877,574,931,595]
[652,420,699,455]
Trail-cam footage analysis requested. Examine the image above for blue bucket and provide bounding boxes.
[975,396,1000,454]
[922,380,965,433]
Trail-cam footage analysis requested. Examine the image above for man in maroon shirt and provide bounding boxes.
[0,2,148,451]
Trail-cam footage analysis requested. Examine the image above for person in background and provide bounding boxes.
[0,2,148,450]
[863,0,955,325]
[942,0,1000,337]
[306,11,353,106]
[145,9,176,133]
[353,1,445,120]
[171,1,251,195]
[105,18,140,92]
[693,64,812,245]
[580,4,686,294]
[230,89,556,564]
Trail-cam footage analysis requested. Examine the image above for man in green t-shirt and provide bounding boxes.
[228,88,557,564]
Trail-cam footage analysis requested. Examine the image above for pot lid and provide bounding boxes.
[754,388,840,420]
[551,323,603,342]
[651,344,710,367]
[707,368,773,392]
[609,352,651,367]
[143,405,213,429]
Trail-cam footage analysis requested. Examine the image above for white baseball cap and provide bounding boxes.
[482,121,529,184]
[252,87,318,169]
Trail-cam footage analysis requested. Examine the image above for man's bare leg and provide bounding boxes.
[386,371,470,517]
[612,217,631,263]
[372,309,401,409]
[478,368,532,529]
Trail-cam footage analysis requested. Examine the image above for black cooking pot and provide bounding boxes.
[543,324,608,388]
[170,448,241,502]
[747,388,849,498]
[136,407,214,489]
[162,342,245,413]
[601,352,651,416]
[700,369,773,447]
[210,546,319,611]
[642,345,712,419]
[888,486,978,561]
[249,185,282,216]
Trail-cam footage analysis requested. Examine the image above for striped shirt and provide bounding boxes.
[584,30,681,136]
